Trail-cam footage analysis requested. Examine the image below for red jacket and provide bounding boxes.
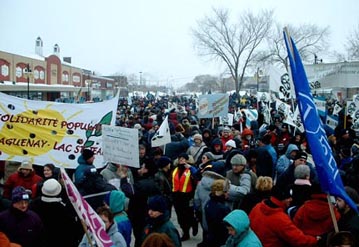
[249,197,317,247]
[3,171,43,199]
[293,193,341,236]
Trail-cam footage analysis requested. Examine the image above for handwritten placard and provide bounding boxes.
[102,125,139,168]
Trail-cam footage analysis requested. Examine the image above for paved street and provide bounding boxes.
[171,208,203,247]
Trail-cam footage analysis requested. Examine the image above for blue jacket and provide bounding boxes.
[106,190,132,247]
[223,210,262,247]
[74,154,96,185]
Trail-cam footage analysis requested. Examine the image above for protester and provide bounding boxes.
[204,179,231,247]
[335,186,359,247]
[187,133,207,164]
[121,158,161,247]
[240,176,273,215]
[249,184,319,247]
[79,206,127,247]
[74,149,96,185]
[30,178,82,247]
[141,195,181,247]
[154,156,173,211]
[171,153,197,241]
[275,143,299,178]
[194,171,226,247]
[3,160,42,199]
[223,209,262,247]
[104,190,132,247]
[226,154,251,209]
[0,186,44,247]
[34,163,60,198]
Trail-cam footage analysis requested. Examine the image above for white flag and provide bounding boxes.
[151,116,171,147]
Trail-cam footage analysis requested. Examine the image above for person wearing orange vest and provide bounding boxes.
[172,153,197,242]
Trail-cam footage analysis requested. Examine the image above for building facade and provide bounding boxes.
[0,37,117,102]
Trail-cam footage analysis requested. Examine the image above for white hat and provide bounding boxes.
[42,178,62,197]
[18,160,33,171]
[134,123,142,129]
[225,140,236,148]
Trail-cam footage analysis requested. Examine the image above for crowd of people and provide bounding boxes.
[0,93,359,247]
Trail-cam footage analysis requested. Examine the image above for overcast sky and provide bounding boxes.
[1,0,358,87]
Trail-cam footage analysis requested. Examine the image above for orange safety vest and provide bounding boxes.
[172,167,193,193]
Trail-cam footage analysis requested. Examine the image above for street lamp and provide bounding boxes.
[24,63,32,99]
[139,71,142,86]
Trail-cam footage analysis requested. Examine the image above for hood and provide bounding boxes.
[285,144,299,158]
[107,190,126,213]
[199,175,216,190]
[223,210,250,235]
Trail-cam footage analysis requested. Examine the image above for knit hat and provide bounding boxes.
[148,195,167,213]
[230,154,247,166]
[11,186,30,203]
[82,149,94,161]
[18,160,33,171]
[271,184,292,200]
[178,153,189,160]
[157,156,172,169]
[42,178,62,197]
[225,140,236,148]
[203,152,215,161]
[294,151,308,160]
[193,134,203,141]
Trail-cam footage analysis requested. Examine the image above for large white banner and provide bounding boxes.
[102,125,140,168]
[0,92,118,168]
[305,61,359,89]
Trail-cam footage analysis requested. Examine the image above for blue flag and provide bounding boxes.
[283,31,358,213]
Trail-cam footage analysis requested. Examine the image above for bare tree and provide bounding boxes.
[345,24,359,60]
[261,23,330,70]
[192,8,273,97]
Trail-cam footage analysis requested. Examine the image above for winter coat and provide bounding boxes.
[106,190,132,247]
[74,154,96,185]
[79,222,126,247]
[0,206,45,247]
[205,193,231,247]
[142,211,181,247]
[275,144,299,177]
[337,207,359,247]
[164,134,189,160]
[30,196,82,247]
[187,141,207,164]
[194,171,225,232]
[3,171,42,199]
[223,210,262,247]
[293,193,341,236]
[226,170,251,210]
[249,197,317,247]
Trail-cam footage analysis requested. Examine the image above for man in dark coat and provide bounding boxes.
[0,186,44,247]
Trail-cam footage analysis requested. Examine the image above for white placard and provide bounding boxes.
[102,125,139,168]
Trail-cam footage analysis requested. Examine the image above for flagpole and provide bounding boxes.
[327,195,339,233]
